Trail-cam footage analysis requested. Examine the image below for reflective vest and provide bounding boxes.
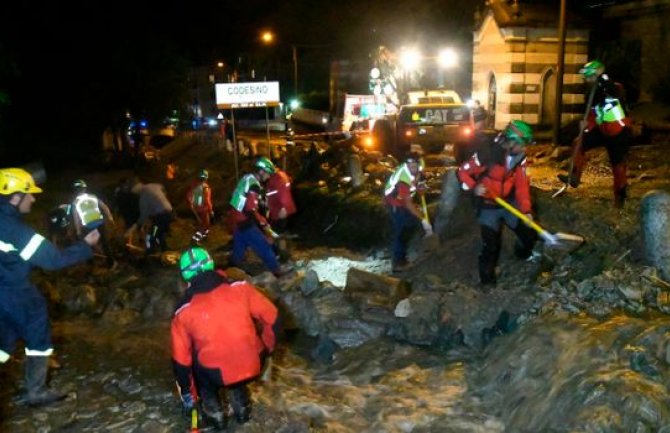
[384,163,416,198]
[595,97,626,125]
[229,174,260,212]
[191,184,205,207]
[73,193,104,230]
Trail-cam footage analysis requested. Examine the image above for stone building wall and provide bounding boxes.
[473,11,589,130]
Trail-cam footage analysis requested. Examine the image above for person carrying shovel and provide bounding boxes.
[457,120,538,286]
[384,153,432,273]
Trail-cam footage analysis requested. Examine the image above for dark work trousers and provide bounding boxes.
[98,224,114,264]
[192,359,251,420]
[477,206,537,284]
[231,224,279,273]
[574,127,631,205]
[389,205,420,266]
[0,284,52,356]
[149,211,173,252]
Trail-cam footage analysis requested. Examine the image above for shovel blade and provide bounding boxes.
[545,232,585,252]
[552,184,568,198]
[421,233,440,253]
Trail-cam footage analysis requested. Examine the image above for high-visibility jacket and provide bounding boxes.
[171,274,277,385]
[384,163,416,207]
[187,180,213,212]
[458,150,532,214]
[585,74,631,138]
[229,174,266,228]
[265,170,296,221]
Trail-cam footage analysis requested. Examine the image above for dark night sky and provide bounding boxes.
[1,0,614,164]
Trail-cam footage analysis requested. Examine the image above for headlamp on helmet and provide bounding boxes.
[254,157,275,174]
[504,120,534,146]
[72,179,88,192]
[179,247,215,281]
[579,60,605,78]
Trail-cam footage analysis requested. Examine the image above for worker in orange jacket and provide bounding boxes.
[186,169,214,243]
[171,246,278,430]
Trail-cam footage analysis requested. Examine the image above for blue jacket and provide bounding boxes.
[0,202,93,292]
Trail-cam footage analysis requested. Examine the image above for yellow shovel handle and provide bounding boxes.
[420,195,429,222]
[493,197,548,237]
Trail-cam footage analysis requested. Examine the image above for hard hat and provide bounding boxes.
[579,60,605,78]
[254,157,275,174]
[179,247,215,281]
[72,179,88,192]
[504,120,534,145]
[199,169,209,180]
[0,168,43,195]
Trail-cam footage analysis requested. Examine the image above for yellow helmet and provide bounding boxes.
[0,168,43,195]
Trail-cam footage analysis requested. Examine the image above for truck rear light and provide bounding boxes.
[405,129,414,138]
[462,126,473,136]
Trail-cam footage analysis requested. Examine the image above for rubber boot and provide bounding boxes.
[201,395,226,431]
[230,384,252,424]
[613,163,627,208]
[23,356,67,407]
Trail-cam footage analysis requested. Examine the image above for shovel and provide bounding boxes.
[494,196,584,252]
[420,195,440,251]
[553,84,597,198]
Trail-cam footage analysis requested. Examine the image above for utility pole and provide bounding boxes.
[553,0,567,146]
[292,45,298,99]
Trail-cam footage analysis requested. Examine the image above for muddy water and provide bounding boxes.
[4,307,670,432]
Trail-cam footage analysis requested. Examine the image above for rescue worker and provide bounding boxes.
[264,160,297,232]
[171,247,278,430]
[186,169,214,243]
[557,60,632,208]
[0,168,99,406]
[384,154,431,273]
[229,158,289,277]
[70,179,116,267]
[125,181,174,253]
[458,120,538,286]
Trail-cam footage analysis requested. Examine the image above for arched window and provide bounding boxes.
[540,68,557,127]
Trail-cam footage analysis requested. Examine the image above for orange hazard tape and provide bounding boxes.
[293,130,369,140]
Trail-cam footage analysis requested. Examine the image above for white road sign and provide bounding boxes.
[216,81,280,108]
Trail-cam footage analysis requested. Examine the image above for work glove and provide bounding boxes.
[421,219,433,236]
[180,392,195,420]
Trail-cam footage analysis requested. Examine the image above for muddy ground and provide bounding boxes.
[1,130,670,432]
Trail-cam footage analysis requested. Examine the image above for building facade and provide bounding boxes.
[472,1,589,130]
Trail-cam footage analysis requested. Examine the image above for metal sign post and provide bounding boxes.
[231,109,239,181]
[215,81,281,178]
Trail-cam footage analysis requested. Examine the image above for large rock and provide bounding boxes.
[344,267,410,311]
[641,190,670,280]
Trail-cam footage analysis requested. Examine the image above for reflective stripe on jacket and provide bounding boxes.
[266,170,296,221]
[0,203,93,291]
[457,152,532,214]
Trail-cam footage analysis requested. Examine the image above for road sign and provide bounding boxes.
[215,81,280,109]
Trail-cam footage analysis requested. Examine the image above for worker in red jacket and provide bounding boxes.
[186,169,214,243]
[171,246,278,430]
[458,120,537,286]
[264,163,297,232]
